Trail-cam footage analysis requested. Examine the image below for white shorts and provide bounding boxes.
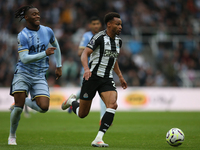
[10,73,50,100]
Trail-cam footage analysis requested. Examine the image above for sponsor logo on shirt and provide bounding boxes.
[104,50,118,58]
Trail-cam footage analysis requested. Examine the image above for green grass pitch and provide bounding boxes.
[0,111,200,150]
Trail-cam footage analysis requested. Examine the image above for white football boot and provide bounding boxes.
[8,136,17,145]
[61,94,76,110]
[91,139,109,147]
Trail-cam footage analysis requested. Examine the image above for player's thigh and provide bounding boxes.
[10,74,30,96]
[80,75,98,100]
[98,78,117,108]
[11,74,30,107]
[13,92,26,107]
[30,77,50,100]
[100,91,118,109]
[31,77,50,108]
[79,99,92,118]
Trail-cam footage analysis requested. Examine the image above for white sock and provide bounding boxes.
[25,98,43,112]
[95,131,104,141]
[76,107,79,117]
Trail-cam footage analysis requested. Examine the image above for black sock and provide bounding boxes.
[72,101,79,114]
[99,111,115,133]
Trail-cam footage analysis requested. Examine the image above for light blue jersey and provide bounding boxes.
[79,31,93,48]
[16,25,55,77]
[79,31,93,80]
[10,25,59,99]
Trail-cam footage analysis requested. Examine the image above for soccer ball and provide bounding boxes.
[166,128,184,147]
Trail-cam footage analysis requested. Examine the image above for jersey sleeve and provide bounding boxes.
[47,27,55,44]
[17,33,29,52]
[87,35,101,51]
[79,33,90,48]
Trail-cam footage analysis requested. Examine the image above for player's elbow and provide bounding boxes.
[21,58,30,64]
[77,50,82,57]
[78,52,82,57]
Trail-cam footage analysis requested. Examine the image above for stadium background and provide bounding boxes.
[0,0,200,111]
[0,1,200,149]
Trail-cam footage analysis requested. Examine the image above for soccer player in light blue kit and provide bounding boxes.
[69,17,106,122]
[8,6,62,145]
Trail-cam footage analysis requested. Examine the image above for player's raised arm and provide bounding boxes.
[19,47,56,64]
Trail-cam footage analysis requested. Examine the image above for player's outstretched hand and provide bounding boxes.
[45,47,56,56]
[55,67,62,80]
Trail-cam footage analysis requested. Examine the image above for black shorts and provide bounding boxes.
[80,74,117,100]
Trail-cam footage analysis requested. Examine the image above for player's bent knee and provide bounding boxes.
[78,114,88,118]
[79,115,86,118]
[107,103,118,110]
[40,108,49,113]
[113,103,118,110]
[39,105,49,113]
[38,103,49,112]
[78,112,89,118]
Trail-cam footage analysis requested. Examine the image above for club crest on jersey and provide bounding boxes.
[116,43,120,48]
[83,93,89,98]
[104,50,118,58]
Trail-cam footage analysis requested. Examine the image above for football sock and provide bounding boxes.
[9,106,23,137]
[95,131,104,141]
[72,101,80,117]
[96,108,116,140]
[25,98,43,112]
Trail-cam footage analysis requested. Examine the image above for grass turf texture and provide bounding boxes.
[0,111,199,150]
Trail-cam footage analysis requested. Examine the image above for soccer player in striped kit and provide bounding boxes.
[68,16,107,122]
[8,5,62,145]
[62,12,127,147]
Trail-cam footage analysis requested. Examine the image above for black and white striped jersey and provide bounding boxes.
[87,30,122,78]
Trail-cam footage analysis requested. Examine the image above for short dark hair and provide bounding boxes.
[15,5,35,21]
[104,12,120,25]
[89,16,100,23]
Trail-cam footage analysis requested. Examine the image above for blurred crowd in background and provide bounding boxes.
[1,0,200,87]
